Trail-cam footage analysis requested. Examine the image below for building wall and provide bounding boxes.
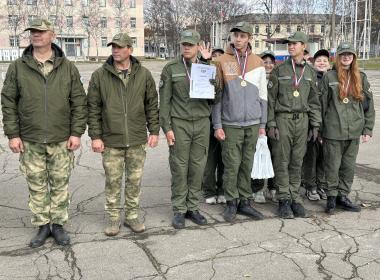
[0,0,144,60]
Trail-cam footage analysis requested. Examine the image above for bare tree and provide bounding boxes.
[112,0,129,32]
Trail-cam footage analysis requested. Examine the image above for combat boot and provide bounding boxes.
[336,195,361,212]
[185,210,207,225]
[51,224,70,246]
[291,202,309,218]
[237,199,264,220]
[223,199,237,222]
[124,218,146,233]
[325,196,336,214]
[30,224,51,248]
[172,212,185,229]
[104,219,121,236]
[278,199,294,219]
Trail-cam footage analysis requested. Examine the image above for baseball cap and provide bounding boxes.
[180,30,201,45]
[107,33,133,48]
[24,18,54,32]
[336,42,356,56]
[285,31,308,44]
[230,22,253,35]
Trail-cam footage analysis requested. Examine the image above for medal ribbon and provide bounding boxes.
[234,48,248,80]
[342,73,351,97]
[291,59,306,90]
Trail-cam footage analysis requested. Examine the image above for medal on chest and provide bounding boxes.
[234,48,248,88]
[291,59,305,98]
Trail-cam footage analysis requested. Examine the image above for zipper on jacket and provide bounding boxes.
[120,83,129,147]
[43,79,48,143]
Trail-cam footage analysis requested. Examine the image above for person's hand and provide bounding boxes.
[67,136,81,151]
[166,130,175,146]
[214,128,225,141]
[9,137,24,153]
[199,42,212,60]
[361,135,371,143]
[259,128,266,136]
[148,135,159,148]
[92,139,104,153]
[268,127,280,140]
[307,127,319,142]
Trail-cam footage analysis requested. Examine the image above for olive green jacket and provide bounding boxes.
[159,56,213,134]
[267,58,321,128]
[320,70,375,140]
[87,55,159,147]
[1,44,87,143]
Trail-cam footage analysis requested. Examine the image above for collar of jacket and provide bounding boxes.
[104,55,140,77]
[22,43,65,70]
[287,57,306,66]
[225,43,252,56]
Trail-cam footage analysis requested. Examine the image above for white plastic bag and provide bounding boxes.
[251,135,274,179]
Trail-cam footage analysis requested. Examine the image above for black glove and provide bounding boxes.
[307,127,319,142]
[268,127,280,141]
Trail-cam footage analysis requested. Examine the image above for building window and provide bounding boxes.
[82,16,89,27]
[99,0,106,7]
[81,0,88,6]
[321,25,325,33]
[130,0,136,8]
[265,24,271,34]
[130,17,136,29]
[48,0,56,5]
[64,0,72,5]
[66,16,73,28]
[28,15,38,25]
[115,17,121,29]
[8,15,18,27]
[255,25,259,34]
[297,25,302,31]
[100,17,107,28]
[7,0,17,5]
[255,40,259,48]
[27,0,37,5]
[275,25,280,33]
[131,37,137,47]
[49,15,57,25]
[101,37,107,47]
[309,25,315,33]
[9,35,19,47]
[287,25,291,33]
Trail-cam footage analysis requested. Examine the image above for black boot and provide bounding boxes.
[325,196,336,214]
[237,199,264,220]
[223,199,237,222]
[291,202,309,218]
[278,199,294,219]
[172,212,185,229]
[30,224,51,248]
[336,195,361,212]
[185,210,207,225]
[51,224,70,246]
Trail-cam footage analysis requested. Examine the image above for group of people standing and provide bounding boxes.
[0,18,375,248]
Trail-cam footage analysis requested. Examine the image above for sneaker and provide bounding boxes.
[253,191,266,203]
[317,187,327,200]
[306,189,320,201]
[205,196,217,204]
[124,218,145,233]
[104,219,121,236]
[278,199,294,219]
[216,195,227,204]
[266,189,277,202]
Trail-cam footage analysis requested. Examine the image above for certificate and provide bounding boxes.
[189,63,216,99]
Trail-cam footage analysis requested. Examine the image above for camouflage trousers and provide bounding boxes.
[19,141,74,226]
[102,144,146,221]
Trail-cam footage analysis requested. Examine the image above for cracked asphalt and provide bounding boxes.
[0,62,379,280]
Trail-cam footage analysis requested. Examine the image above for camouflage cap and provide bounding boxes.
[260,50,276,60]
[336,42,356,56]
[24,18,54,32]
[230,22,253,35]
[107,33,133,48]
[285,31,308,44]
[180,30,201,45]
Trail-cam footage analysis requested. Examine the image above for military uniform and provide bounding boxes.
[267,32,321,217]
[159,30,212,223]
[87,33,159,232]
[1,19,87,247]
[320,42,375,213]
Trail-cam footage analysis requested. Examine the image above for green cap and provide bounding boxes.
[180,30,201,45]
[230,22,253,35]
[24,18,54,32]
[336,42,356,56]
[107,33,133,48]
[260,50,275,60]
[285,31,308,44]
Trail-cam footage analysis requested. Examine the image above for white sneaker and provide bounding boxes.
[205,196,217,204]
[266,189,278,202]
[253,191,266,203]
[217,195,227,204]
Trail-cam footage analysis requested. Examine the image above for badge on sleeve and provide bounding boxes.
[268,80,273,89]
[159,79,164,88]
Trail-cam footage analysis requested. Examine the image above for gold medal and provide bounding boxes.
[293,90,300,97]
[241,80,247,87]
[343,97,349,104]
